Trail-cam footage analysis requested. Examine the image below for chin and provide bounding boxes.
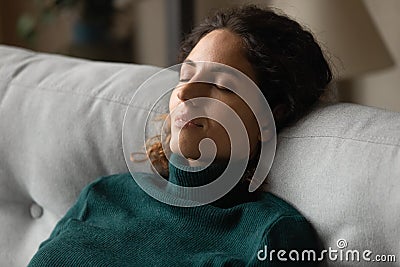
[179,149,201,160]
[170,141,200,160]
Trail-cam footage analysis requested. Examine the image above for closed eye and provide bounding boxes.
[214,84,233,93]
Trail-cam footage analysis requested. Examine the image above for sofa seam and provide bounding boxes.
[279,135,400,147]
[0,76,165,112]
[0,76,130,105]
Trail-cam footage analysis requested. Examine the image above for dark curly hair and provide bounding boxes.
[140,5,332,179]
[179,5,332,131]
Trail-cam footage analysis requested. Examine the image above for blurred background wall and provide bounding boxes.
[339,0,400,112]
[0,0,398,112]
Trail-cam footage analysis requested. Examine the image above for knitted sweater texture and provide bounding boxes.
[28,157,320,266]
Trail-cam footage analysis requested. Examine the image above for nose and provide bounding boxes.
[177,82,207,101]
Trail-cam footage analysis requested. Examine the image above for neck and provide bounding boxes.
[167,153,260,208]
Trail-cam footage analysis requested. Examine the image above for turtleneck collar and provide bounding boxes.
[167,154,260,208]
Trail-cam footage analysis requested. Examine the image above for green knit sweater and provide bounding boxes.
[28,156,320,266]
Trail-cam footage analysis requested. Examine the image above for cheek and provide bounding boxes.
[229,101,260,151]
[169,90,178,113]
[242,111,260,151]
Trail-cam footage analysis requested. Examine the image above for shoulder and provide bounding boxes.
[257,193,320,249]
[89,172,134,188]
[250,192,319,245]
[72,172,161,218]
[83,172,154,199]
[251,192,307,221]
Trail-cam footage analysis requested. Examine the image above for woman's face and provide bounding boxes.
[169,29,260,163]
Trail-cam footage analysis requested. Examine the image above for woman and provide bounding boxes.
[29,5,332,266]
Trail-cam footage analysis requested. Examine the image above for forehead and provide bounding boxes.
[186,29,256,81]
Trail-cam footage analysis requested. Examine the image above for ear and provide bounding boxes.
[258,128,273,142]
[257,104,287,142]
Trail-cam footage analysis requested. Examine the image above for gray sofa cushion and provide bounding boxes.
[267,103,400,265]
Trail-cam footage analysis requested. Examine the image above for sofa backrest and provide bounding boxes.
[0,45,399,266]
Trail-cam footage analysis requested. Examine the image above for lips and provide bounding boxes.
[174,114,203,128]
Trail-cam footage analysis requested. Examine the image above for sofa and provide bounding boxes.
[0,45,399,266]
